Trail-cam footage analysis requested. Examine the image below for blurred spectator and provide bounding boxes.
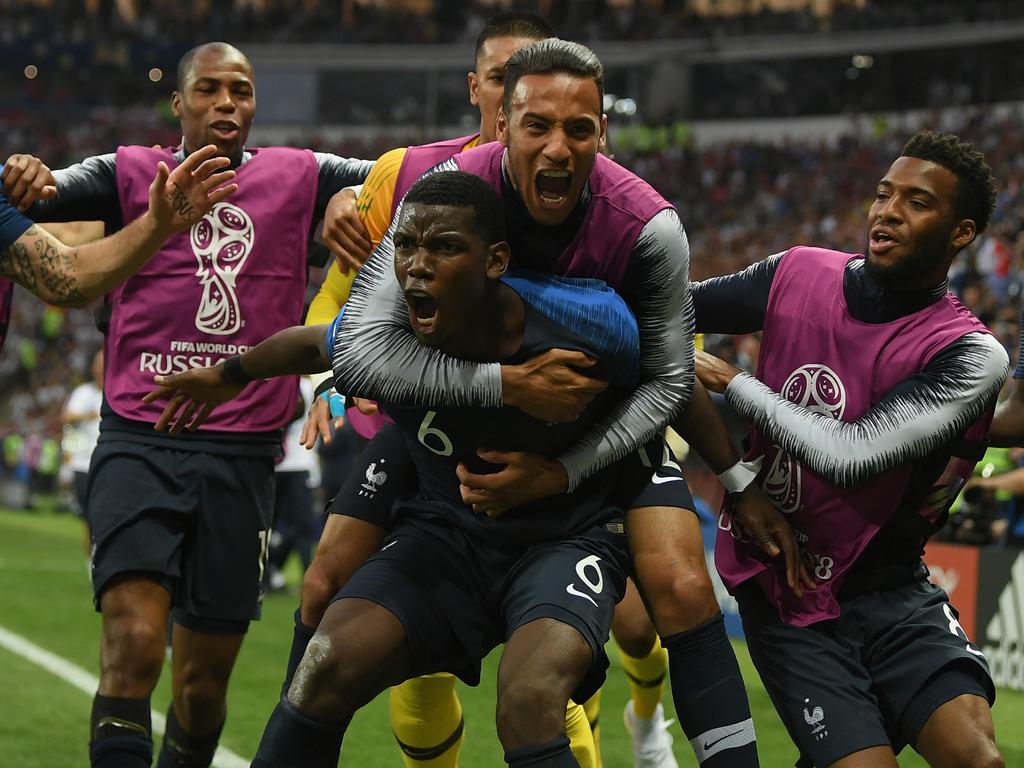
[266,378,323,593]
[963,448,1024,547]
[61,348,103,551]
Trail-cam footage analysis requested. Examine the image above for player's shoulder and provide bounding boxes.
[504,270,639,373]
[375,146,409,172]
[589,154,672,221]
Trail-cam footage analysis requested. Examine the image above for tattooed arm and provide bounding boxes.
[1,145,237,308]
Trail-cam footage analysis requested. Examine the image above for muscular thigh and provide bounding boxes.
[336,518,497,687]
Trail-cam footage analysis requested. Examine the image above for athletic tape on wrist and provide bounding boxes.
[717,457,762,494]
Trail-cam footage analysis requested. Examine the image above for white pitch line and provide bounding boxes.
[0,624,250,768]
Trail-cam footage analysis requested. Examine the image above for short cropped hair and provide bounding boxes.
[177,42,251,91]
[502,38,603,114]
[403,171,506,245]
[474,11,554,65]
[901,131,997,235]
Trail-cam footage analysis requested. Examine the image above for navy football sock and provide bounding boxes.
[250,698,349,768]
[504,736,580,767]
[661,613,759,767]
[282,608,316,697]
[155,703,222,768]
[89,694,153,768]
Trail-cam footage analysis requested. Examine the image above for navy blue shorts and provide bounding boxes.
[328,422,413,528]
[737,579,995,766]
[335,516,629,702]
[88,440,274,634]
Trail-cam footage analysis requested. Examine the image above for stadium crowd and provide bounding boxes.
[4,0,1024,46]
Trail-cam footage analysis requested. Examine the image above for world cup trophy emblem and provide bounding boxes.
[763,363,847,513]
[191,202,255,335]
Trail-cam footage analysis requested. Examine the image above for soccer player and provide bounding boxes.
[326,39,763,768]
[295,12,611,768]
[146,170,695,768]
[3,42,372,768]
[62,348,105,554]
[0,144,235,352]
[693,131,1006,767]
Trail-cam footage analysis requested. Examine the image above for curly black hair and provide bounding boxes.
[901,131,997,235]
[403,170,506,245]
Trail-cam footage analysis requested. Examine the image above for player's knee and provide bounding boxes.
[635,556,717,633]
[962,742,1003,768]
[612,609,658,658]
[101,618,166,684]
[495,677,568,747]
[286,631,365,720]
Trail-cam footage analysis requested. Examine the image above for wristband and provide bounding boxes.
[312,375,335,400]
[320,389,347,418]
[221,355,255,386]
[717,457,762,494]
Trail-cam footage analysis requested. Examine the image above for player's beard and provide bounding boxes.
[864,229,948,288]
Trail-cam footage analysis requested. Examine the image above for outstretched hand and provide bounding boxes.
[322,187,372,274]
[142,362,247,434]
[695,349,742,394]
[502,349,608,423]
[2,153,57,212]
[729,483,815,596]
[456,449,569,516]
[149,144,238,234]
[300,395,345,449]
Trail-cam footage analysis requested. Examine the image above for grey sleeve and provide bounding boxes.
[28,154,122,229]
[692,252,784,334]
[726,332,1009,488]
[557,207,694,487]
[330,156,503,407]
[312,153,376,222]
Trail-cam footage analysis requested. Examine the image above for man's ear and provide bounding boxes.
[171,91,182,119]
[951,218,977,251]
[468,71,479,106]
[487,241,511,278]
[496,107,509,146]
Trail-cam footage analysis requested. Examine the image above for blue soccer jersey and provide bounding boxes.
[326,270,641,545]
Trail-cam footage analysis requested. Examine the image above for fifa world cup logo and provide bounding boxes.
[190,203,255,335]
[763,364,847,513]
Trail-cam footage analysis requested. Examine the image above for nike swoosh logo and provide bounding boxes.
[651,473,682,484]
[565,583,598,607]
[704,729,742,751]
[381,540,398,551]
[966,644,985,657]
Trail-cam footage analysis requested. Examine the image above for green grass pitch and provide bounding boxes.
[0,509,1020,766]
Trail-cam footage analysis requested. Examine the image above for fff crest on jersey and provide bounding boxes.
[191,202,255,336]
[764,364,847,514]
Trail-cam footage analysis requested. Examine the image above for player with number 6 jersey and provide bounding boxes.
[145,171,696,768]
